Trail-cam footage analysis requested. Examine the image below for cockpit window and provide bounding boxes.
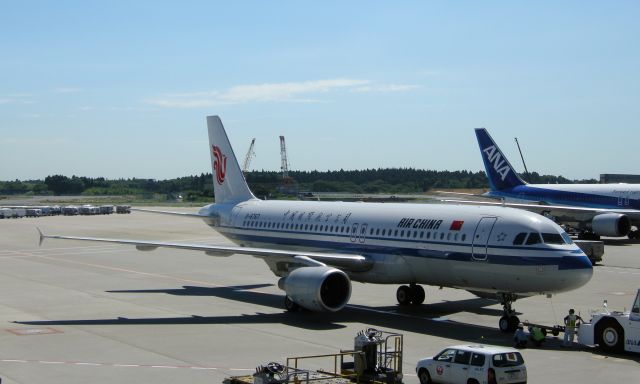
[542,233,565,245]
[561,232,573,244]
[525,232,542,245]
[513,232,527,245]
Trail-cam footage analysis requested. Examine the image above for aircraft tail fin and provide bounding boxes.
[207,116,256,203]
[474,128,526,191]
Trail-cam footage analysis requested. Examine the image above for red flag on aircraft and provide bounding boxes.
[450,220,464,231]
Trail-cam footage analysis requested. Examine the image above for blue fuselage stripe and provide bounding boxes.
[490,185,640,210]
[219,226,592,270]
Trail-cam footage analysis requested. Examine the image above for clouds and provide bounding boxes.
[0,88,82,106]
[0,94,33,105]
[145,78,419,108]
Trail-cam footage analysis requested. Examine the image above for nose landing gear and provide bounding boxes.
[498,294,520,333]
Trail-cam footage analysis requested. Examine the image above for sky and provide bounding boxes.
[1,1,638,181]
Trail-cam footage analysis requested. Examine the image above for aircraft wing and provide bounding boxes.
[37,229,373,273]
[131,208,207,218]
[435,190,485,197]
[442,199,640,223]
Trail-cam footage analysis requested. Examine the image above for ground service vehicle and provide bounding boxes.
[224,328,403,384]
[578,288,640,353]
[416,344,526,384]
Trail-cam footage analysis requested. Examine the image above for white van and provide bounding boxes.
[416,344,527,384]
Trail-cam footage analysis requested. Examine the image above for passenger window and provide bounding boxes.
[394,230,398,236]
[436,349,456,362]
[426,232,431,239]
[513,232,527,245]
[461,234,466,241]
[470,353,485,367]
[526,232,542,245]
[419,232,424,238]
[440,233,444,240]
[454,350,471,365]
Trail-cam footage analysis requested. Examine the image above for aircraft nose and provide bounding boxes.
[559,254,593,290]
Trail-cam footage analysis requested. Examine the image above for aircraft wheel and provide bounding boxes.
[284,296,300,312]
[499,316,511,333]
[396,285,412,306]
[411,285,425,305]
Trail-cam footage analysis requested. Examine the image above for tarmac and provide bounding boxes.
[0,209,639,383]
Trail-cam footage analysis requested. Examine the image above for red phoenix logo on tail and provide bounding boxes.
[212,145,227,185]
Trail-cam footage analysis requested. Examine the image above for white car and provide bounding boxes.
[416,344,527,384]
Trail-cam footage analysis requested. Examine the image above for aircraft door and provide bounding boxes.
[472,217,497,261]
[359,223,368,244]
[618,191,630,207]
[350,223,359,242]
[349,223,368,243]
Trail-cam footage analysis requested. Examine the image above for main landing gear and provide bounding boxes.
[498,294,520,333]
[396,283,425,306]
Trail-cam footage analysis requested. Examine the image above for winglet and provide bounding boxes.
[37,227,45,246]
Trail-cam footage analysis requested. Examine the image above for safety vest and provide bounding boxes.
[532,327,544,341]
[566,314,578,330]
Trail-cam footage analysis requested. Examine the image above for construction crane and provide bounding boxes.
[242,138,256,174]
[279,135,290,179]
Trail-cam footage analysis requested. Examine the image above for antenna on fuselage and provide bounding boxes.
[514,137,531,183]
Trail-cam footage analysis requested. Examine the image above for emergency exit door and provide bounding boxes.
[472,217,497,260]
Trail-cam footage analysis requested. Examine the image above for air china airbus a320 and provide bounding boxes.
[40,116,593,332]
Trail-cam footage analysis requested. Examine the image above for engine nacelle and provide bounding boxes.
[592,213,631,237]
[278,267,351,312]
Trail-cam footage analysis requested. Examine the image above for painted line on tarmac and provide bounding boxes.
[0,358,252,371]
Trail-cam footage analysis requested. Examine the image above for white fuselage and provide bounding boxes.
[199,199,593,298]
[488,183,640,213]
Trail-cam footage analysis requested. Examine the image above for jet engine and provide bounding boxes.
[278,266,351,312]
[592,213,631,237]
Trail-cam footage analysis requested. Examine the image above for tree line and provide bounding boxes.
[0,169,597,201]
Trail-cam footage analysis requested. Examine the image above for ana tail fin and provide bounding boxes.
[207,116,256,203]
[474,128,526,191]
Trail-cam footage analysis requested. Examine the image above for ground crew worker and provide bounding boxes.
[529,326,545,347]
[563,308,583,346]
[514,323,528,348]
